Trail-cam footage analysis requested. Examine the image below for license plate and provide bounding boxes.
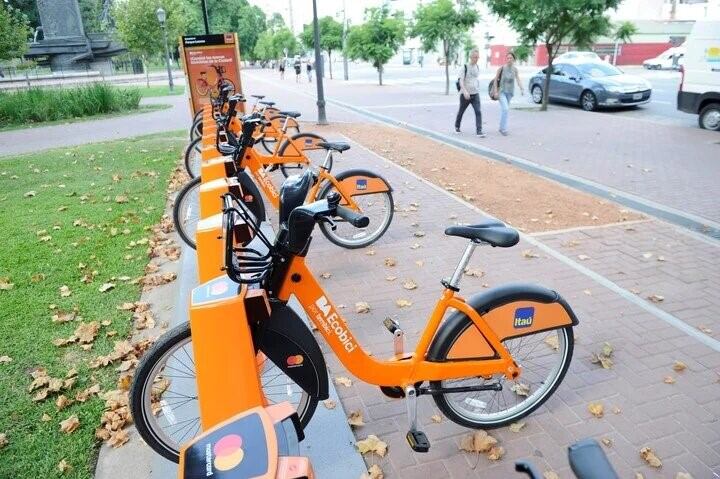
[632,93,643,100]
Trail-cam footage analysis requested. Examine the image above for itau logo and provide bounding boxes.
[213,434,245,471]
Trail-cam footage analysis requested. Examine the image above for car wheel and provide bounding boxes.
[580,90,597,112]
[699,103,720,131]
[531,85,543,104]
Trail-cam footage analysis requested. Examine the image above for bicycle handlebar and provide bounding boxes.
[336,205,370,228]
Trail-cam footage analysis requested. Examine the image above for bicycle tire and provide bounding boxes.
[431,323,574,429]
[277,132,330,178]
[260,115,300,155]
[190,118,203,141]
[130,322,318,463]
[316,169,394,249]
[183,137,202,178]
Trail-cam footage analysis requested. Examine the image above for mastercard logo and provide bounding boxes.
[213,434,244,471]
[286,354,304,366]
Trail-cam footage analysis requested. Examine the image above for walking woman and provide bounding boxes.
[454,48,484,137]
[495,52,524,136]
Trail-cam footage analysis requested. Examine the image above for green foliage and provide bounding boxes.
[485,0,620,109]
[0,84,141,126]
[346,6,405,85]
[267,12,285,32]
[300,16,343,77]
[0,3,31,61]
[411,0,478,94]
[272,27,300,58]
[206,0,266,59]
[4,0,38,29]
[114,0,191,60]
[512,44,533,62]
[253,30,276,61]
[614,20,638,43]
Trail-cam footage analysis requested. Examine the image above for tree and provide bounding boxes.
[4,0,37,29]
[114,0,190,85]
[0,3,30,62]
[271,27,299,59]
[253,30,275,63]
[267,12,285,32]
[205,0,266,60]
[411,0,479,95]
[300,16,342,79]
[346,6,405,86]
[485,0,618,111]
[612,20,637,65]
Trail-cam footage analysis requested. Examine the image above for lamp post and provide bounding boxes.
[156,7,174,92]
[312,0,327,124]
[200,0,210,34]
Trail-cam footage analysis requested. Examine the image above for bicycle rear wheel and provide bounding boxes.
[130,322,317,463]
[260,115,300,155]
[183,137,203,178]
[277,132,331,178]
[190,118,203,142]
[432,324,573,429]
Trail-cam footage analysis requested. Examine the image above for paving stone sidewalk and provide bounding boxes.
[302,138,720,479]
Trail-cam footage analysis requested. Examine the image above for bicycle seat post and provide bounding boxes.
[445,240,483,291]
[321,150,333,170]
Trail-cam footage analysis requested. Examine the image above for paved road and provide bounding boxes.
[241,68,720,232]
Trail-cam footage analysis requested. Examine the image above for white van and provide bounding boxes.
[643,46,686,70]
[677,20,720,131]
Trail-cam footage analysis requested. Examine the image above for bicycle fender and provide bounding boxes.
[256,301,329,400]
[427,283,578,361]
[330,168,393,200]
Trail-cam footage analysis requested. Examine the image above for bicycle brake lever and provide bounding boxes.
[318,216,337,231]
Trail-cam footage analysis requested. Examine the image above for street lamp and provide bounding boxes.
[156,7,174,92]
[311,0,327,124]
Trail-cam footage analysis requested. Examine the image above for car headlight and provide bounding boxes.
[605,85,623,93]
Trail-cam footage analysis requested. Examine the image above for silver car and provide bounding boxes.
[528,61,652,111]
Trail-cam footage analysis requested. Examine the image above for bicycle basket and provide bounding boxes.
[222,193,274,285]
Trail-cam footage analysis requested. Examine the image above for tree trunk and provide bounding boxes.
[327,50,333,79]
[143,56,150,88]
[378,66,383,85]
[443,40,449,95]
[612,40,619,65]
[542,46,553,112]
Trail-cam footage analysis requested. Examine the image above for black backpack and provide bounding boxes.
[455,64,467,92]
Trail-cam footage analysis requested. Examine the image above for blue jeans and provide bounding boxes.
[499,92,512,132]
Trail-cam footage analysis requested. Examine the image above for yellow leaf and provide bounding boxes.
[487,445,505,461]
[108,429,129,448]
[99,283,115,293]
[675,473,693,479]
[0,433,7,449]
[544,336,559,351]
[74,321,99,344]
[543,471,560,479]
[57,459,72,474]
[0,355,12,364]
[59,415,80,434]
[59,285,72,297]
[510,382,530,397]
[362,464,384,479]
[588,402,604,418]
[522,249,540,259]
[335,376,352,387]
[115,195,128,204]
[0,277,14,291]
[384,257,396,267]
[509,421,526,433]
[402,279,418,290]
[355,435,387,457]
[348,410,365,427]
[430,414,442,423]
[355,302,370,314]
[640,447,662,468]
[647,294,665,303]
[672,361,687,372]
[395,299,412,308]
[601,437,613,447]
[459,430,497,453]
[385,275,397,281]
[322,399,336,409]
[664,376,676,384]
[56,395,72,410]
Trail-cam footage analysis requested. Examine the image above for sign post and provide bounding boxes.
[180,33,243,117]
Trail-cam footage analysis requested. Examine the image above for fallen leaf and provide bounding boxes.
[543,471,560,479]
[459,430,497,453]
[355,435,387,457]
[384,258,396,267]
[365,249,376,256]
[672,361,687,372]
[75,321,100,344]
[544,336,559,351]
[363,464,384,479]
[577,254,590,261]
[510,382,530,397]
[57,459,72,474]
[322,399,336,409]
[413,231,426,237]
[59,415,80,434]
[640,447,662,468]
[320,272,332,279]
[56,395,72,410]
[430,414,442,423]
[675,473,693,479]
[0,355,12,364]
[522,249,540,259]
[108,429,129,448]
[601,437,613,447]
[647,294,665,303]
[509,421,526,433]
[335,376,352,387]
[24,190,36,197]
[59,285,72,297]
[395,299,412,308]
[0,277,14,291]
[588,402,604,418]
[115,195,128,204]
[402,280,417,290]
[487,445,505,461]
[355,302,370,314]
[612,406,622,415]
[664,376,676,384]
[41,413,52,422]
[0,433,7,448]
[98,283,115,293]
[348,410,365,427]
[463,268,484,278]
[409,243,421,250]
[642,252,653,259]
[385,275,397,281]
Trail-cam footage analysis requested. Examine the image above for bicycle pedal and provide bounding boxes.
[406,430,430,453]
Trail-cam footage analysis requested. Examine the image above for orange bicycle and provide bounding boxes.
[174,104,394,250]
[132,178,578,461]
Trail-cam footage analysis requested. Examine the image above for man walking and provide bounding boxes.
[454,48,484,137]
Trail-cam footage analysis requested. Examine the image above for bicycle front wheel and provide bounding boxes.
[317,169,394,249]
[173,177,201,249]
[183,137,203,178]
[432,325,574,429]
[130,323,316,463]
[260,115,300,155]
[277,132,330,178]
[190,118,203,142]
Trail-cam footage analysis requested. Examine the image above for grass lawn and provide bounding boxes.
[0,131,185,478]
[119,84,185,97]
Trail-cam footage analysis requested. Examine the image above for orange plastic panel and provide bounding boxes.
[336,175,391,198]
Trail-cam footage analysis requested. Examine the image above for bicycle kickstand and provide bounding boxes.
[405,386,430,452]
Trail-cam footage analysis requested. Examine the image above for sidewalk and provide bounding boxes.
[294,132,720,478]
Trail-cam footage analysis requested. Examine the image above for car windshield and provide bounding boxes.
[577,63,622,77]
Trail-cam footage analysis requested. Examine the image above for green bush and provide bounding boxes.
[0,83,142,126]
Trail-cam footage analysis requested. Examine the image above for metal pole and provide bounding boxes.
[342,0,349,80]
[312,0,327,124]
[162,24,174,91]
[200,0,210,34]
